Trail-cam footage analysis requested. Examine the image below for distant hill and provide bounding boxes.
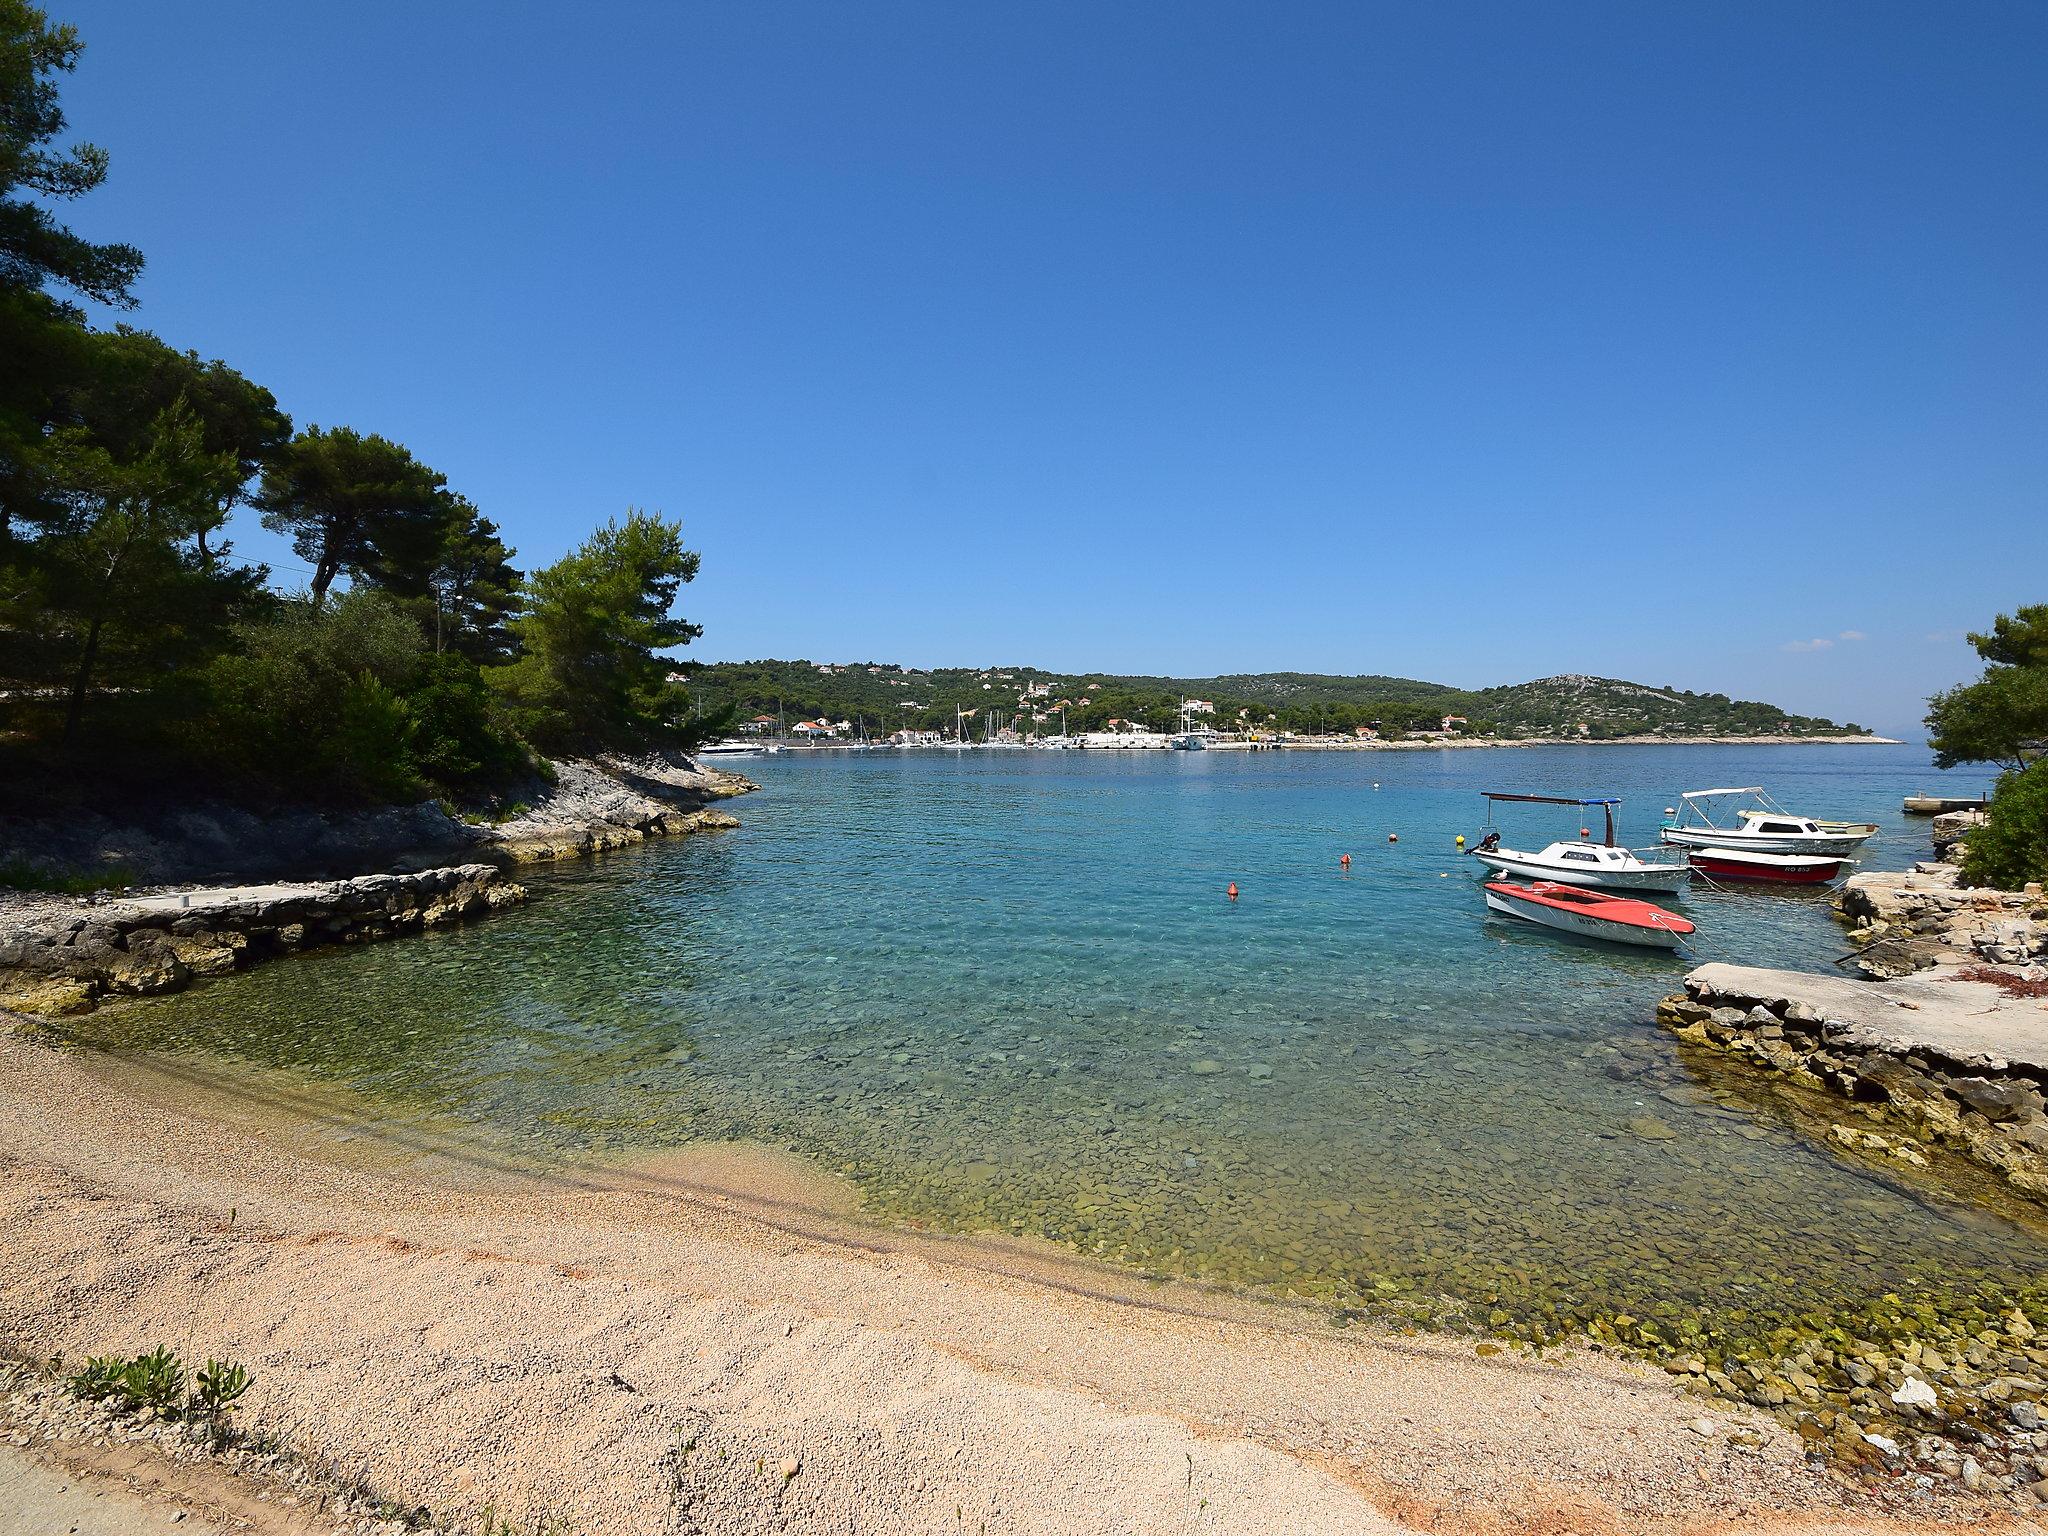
[683,660,1860,741]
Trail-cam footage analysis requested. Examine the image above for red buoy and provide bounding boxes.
[1339,853,1351,868]
[1226,882,1239,901]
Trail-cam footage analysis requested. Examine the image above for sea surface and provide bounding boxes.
[81,743,2044,1349]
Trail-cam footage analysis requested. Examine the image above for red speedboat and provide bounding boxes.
[1686,847,1844,884]
[1483,880,1695,949]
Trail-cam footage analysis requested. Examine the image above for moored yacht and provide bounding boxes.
[1658,788,1877,857]
[1469,793,1688,892]
[696,740,784,760]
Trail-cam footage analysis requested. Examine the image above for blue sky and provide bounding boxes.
[58,1,2047,736]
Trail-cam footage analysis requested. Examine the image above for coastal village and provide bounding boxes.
[697,661,1870,750]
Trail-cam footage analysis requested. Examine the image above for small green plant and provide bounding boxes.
[124,1346,185,1413]
[69,1346,185,1414]
[68,1355,130,1403]
[193,1358,251,1420]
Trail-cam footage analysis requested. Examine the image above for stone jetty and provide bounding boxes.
[0,865,525,1017]
[1659,962,2048,1199]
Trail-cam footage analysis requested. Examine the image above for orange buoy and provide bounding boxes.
[1580,827,1591,839]
[1339,853,1351,868]
[1226,882,1239,901]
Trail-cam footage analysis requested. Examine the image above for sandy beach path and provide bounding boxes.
[0,1027,2003,1535]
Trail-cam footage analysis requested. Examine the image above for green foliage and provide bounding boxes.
[332,672,422,803]
[491,509,704,753]
[0,857,132,893]
[192,1357,252,1422]
[0,0,143,310]
[1961,761,2048,892]
[685,661,1847,741]
[30,397,264,742]
[198,591,527,801]
[68,1348,254,1443]
[1928,603,2048,774]
[402,652,531,787]
[1970,605,2048,671]
[420,497,522,663]
[252,425,456,602]
[70,1346,184,1414]
[0,7,706,811]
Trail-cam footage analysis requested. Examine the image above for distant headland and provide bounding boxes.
[686,661,1889,746]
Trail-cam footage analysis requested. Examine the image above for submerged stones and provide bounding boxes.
[1657,970,2048,1203]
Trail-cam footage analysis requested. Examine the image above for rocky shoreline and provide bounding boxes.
[1641,815,2048,1499]
[0,865,526,1017]
[0,752,755,1017]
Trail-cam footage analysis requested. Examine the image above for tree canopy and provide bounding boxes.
[490,510,705,753]
[252,427,456,603]
[1927,603,2048,773]
[0,7,716,815]
[0,0,143,309]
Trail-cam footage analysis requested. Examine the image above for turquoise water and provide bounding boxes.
[87,744,2045,1350]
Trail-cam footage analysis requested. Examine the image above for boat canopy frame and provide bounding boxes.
[1670,786,1790,831]
[1480,791,1621,847]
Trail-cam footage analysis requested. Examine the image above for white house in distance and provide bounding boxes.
[1183,698,1215,715]
[1441,714,1467,733]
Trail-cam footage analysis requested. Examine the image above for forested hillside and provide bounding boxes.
[686,661,1858,740]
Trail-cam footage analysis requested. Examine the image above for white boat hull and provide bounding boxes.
[1471,848,1687,893]
[1659,825,1871,857]
[1483,887,1686,949]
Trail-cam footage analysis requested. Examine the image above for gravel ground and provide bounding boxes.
[0,1362,422,1535]
[0,1026,2024,1536]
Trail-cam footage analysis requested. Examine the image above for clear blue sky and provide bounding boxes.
[58,1,2047,736]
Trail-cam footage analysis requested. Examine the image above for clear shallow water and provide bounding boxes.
[84,744,2043,1349]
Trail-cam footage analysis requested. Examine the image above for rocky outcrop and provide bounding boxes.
[1931,808,1988,855]
[481,756,748,864]
[0,753,755,888]
[1835,863,2047,979]
[1658,963,2048,1201]
[0,866,525,1017]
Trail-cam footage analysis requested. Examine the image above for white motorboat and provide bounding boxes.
[1659,788,1877,857]
[1469,794,1688,893]
[1483,881,1696,950]
[696,740,784,760]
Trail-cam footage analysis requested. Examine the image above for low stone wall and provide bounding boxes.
[0,865,525,1017]
[1658,966,2048,1201]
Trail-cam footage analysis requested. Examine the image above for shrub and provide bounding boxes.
[69,1346,184,1414]
[1962,760,2048,891]
[67,1348,256,1448]
[197,590,524,801]
[199,590,425,800]
[402,653,530,789]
